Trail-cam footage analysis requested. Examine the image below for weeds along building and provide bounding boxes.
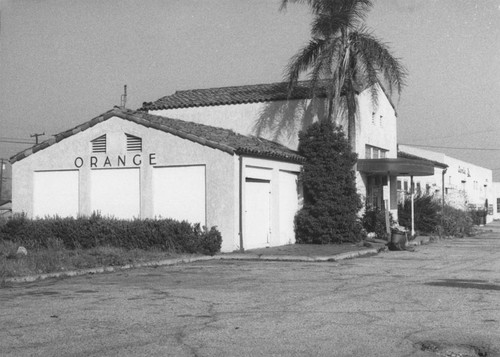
[10,108,303,252]
[398,144,495,223]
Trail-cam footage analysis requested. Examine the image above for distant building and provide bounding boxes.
[398,145,495,223]
[493,182,500,221]
[0,158,12,205]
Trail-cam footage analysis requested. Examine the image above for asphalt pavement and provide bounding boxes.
[1,223,499,356]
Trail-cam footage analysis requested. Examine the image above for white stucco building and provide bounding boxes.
[10,108,303,252]
[398,144,495,223]
[143,81,435,221]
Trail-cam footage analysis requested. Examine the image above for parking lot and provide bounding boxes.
[1,231,500,356]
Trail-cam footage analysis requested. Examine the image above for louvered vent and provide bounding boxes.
[126,134,142,152]
[91,134,106,153]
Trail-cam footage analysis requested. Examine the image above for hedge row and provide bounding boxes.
[0,214,222,255]
[398,194,475,237]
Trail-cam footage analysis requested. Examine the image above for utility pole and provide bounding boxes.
[0,159,4,202]
[30,132,45,144]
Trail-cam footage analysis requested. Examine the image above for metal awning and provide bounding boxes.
[357,158,434,176]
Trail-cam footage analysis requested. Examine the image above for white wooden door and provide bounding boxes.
[90,168,140,219]
[244,179,271,250]
[33,170,79,218]
[152,165,206,224]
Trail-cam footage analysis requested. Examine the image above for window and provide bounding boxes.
[497,198,500,213]
[365,145,388,159]
[365,146,371,159]
[91,134,106,153]
[403,181,408,191]
[126,134,142,152]
[397,180,402,190]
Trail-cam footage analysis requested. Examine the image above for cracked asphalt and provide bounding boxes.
[1,226,500,356]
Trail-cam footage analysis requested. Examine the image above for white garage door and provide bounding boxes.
[33,170,79,218]
[91,168,140,219]
[244,178,271,250]
[279,171,299,245]
[153,165,206,224]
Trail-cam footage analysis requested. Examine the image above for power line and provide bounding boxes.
[408,128,499,143]
[0,139,35,144]
[0,136,33,140]
[400,143,500,151]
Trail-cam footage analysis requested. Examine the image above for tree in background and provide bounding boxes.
[295,120,363,243]
[280,0,407,148]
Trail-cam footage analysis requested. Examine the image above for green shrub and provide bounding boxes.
[361,208,393,240]
[0,214,222,255]
[294,121,364,244]
[440,205,474,237]
[469,209,487,226]
[195,225,222,256]
[397,194,475,237]
[398,194,441,234]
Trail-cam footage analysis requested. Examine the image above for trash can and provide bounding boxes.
[390,229,408,247]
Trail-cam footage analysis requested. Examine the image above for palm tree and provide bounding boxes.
[280,0,407,149]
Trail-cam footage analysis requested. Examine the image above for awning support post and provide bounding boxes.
[411,175,415,237]
[385,172,391,239]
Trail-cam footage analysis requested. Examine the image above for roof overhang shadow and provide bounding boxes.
[357,158,435,176]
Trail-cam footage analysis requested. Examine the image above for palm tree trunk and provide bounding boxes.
[346,86,356,152]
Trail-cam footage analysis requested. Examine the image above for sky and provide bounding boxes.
[1,0,499,178]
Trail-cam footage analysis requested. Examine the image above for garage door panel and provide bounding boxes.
[90,168,140,219]
[34,170,79,218]
[153,166,206,224]
[244,179,271,250]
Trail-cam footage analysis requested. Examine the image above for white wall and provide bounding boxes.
[356,85,398,159]
[150,98,316,150]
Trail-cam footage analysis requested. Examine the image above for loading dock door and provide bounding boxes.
[244,178,271,250]
[90,168,140,219]
[33,170,79,218]
[153,165,206,224]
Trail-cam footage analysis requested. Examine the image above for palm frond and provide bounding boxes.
[282,0,373,18]
[352,28,408,96]
[349,31,380,107]
[284,38,327,94]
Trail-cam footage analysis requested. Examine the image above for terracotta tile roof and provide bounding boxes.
[141,81,327,110]
[10,107,304,164]
[141,80,398,115]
